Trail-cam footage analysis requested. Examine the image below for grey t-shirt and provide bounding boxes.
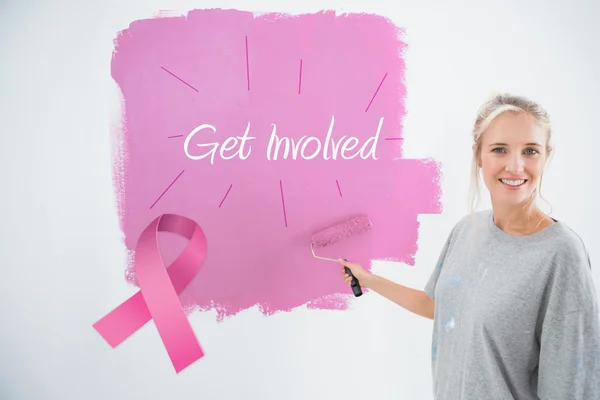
[425,210,600,399]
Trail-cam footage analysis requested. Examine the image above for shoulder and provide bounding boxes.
[432,211,489,257]
[542,220,596,315]
[547,220,590,272]
[446,210,489,239]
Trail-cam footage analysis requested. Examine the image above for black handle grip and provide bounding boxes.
[344,262,363,297]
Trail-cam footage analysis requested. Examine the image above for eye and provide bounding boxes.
[491,147,506,153]
[524,148,539,155]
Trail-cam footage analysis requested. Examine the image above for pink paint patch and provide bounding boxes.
[111,9,442,321]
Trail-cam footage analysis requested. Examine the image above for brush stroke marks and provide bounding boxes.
[218,184,233,208]
[245,36,250,91]
[365,72,387,112]
[279,179,288,227]
[161,66,199,92]
[149,169,185,209]
[298,59,303,94]
[110,9,442,322]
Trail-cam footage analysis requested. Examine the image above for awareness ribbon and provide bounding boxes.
[93,213,207,373]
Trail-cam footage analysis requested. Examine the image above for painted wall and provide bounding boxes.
[2,0,599,399]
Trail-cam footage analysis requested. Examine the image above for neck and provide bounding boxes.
[491,199,550,235]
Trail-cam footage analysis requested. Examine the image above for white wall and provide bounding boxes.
[1,0,598,399]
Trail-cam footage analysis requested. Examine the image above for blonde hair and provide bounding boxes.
[468,92,554,219]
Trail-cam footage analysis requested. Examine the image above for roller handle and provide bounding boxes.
[344,259,363,297]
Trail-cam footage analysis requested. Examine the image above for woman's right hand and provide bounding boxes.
[338,259,370,288]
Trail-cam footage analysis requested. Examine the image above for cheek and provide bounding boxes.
[480,157,502,177]
[526,159,545,177]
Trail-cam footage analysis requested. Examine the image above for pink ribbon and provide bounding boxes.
[93,213,207,373]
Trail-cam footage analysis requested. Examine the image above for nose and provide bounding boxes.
[505,153,524,173]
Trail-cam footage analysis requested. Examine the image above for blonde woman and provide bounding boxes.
[339,93,600,399]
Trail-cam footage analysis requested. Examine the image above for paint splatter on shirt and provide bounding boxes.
[425,210,600,399]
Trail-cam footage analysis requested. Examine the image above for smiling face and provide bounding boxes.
[476,111,550,209]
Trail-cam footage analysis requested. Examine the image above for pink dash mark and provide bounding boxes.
[280,180,287,227]
[168,135,183,139]
[150,169,185,209]
[298,59,303,94]
[336,179,343,197]
[365,72,388,112]
[245,36,250,91]
[160,67,199,92]
[219,184,233,208]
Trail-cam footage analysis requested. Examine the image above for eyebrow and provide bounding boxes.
[488,142,542,147]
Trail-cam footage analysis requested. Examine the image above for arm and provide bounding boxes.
[339,224,456,321]
[363,274,435,319]
[537,307,600,399]
[537,239,600,398]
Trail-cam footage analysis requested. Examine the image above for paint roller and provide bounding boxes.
[309,214,373,297]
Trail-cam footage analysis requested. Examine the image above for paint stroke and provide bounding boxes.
[168,135,184,138]
[245,36,250,90]
[111,9,442,322]
[161,67,199,92]
[219,184,233,208]
[298,59,303,94]
[365,72,387,112]
[280,179,288,227]
[149,169,185,209]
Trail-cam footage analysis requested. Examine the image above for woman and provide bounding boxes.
[339,93,600,399]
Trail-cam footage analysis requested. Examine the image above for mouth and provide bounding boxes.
[499,178,528,188]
